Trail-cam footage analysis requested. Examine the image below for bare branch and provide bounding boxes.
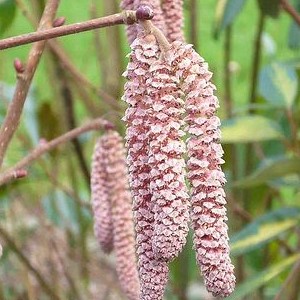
[0,0,60,167]
[281,0,300,26]
[0,118,113,186]
[0,9,154,50]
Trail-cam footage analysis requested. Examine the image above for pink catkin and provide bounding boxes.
[91,138,114,253]
[120,0,138,44]
[164,41,235,297]
[161,0,185,42]
[101,131,140,300]
[123,32,169,300]
[147,61,189,262]
[134,0,166,35]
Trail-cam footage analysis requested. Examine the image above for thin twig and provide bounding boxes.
[0,0,60,168]
[0,118,113,186]
[273,259,300,300]
[0,10,150,50]
[281,0,300,26]
[54,61,91,186]
[15,0,117,112]
[0,225,61,300]
[190,0,199,50]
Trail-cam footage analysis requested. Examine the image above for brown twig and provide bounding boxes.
[0,0,60,168]
[281,0,300,26]
[190,0,199,50]
[0,225,61,300]
[0,118,113,186]
[15,0,113,114]
[0,9,152,50]
[273,259,300,300]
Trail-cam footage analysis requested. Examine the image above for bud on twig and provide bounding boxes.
[14,58,25,74]
[53,17,66,27]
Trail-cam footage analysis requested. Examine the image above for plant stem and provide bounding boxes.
[190,0,199,50]
[249,12,265,112]
[0,10,145,50]
[0,0,60,168]
[0,118,112,186]
[224,25,233,119]
[281,0,300,26]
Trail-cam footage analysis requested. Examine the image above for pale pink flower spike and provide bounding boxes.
[165,41,236,297]
[147,60,189,262]
[101,131,140,300]
[123,32,169,300]
[91,138,114,254]
[161,0,185,42]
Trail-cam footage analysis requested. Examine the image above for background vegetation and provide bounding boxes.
[0,0,300,299]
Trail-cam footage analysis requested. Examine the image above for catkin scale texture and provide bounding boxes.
[161,0,185,42]
[165,41,235,297]
[147,61,189,262]
[101,131,140,300]
[123,33,169,300]
[91,139,114,253]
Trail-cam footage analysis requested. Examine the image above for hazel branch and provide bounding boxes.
[0,0,60,168]
[0,9,154,50]
[0,118,113,186]
[281,0,300,26]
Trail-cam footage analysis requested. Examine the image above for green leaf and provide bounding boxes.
[227,254,300,299]
[259,63,298,108]
[0,0,16,35]
[233,157,300,188]
[221,115,283,143]
[214,0,248,37]
[288,0,300,49]
[230,207,300,256]
[257,0,280,18]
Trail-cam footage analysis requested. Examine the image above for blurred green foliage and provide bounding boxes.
[0,0,300,299]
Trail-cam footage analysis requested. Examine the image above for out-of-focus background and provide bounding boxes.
[0,0,300,299]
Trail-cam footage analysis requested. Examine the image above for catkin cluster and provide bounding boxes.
[121,0,184,44]
[91,131,140,300]
[122,27,235,300]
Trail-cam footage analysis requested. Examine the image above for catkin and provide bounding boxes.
[101,131,140,300]
[165,41,236,297]
[123,32,169,300]
[147,60,189,262]
[161,0,185,42]
[91,138,114,253]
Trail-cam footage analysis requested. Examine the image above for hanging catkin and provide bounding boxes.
[147,60,189,262]
[91,138,114,253]
[101,131,140,300]
[161,0,185,42]
[163,41,236,297]
[123,32,169,300]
